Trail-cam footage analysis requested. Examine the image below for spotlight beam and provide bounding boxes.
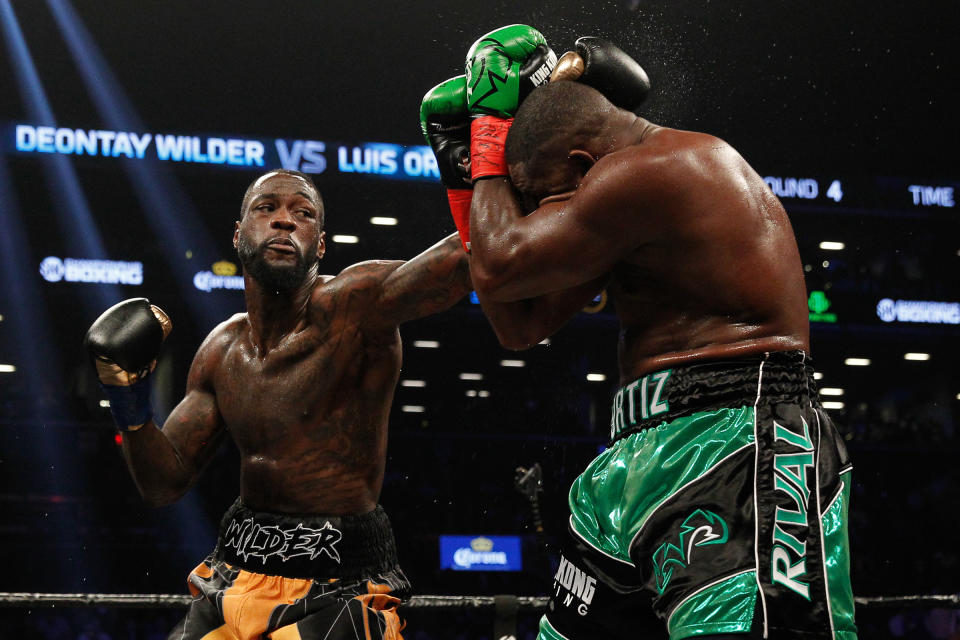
[0,0,119,310]
[46,0,230,332]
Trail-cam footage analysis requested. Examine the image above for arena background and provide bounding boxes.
[0,0,958,638]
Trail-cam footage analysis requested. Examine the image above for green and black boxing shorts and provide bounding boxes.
[538,351,857,640]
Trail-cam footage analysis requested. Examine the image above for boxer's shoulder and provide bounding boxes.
[199,313,247,347]
[186,313,247,382]
[592,128,738,196]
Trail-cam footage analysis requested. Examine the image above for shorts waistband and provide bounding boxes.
[215,498,399,580]
[609,350,818,442]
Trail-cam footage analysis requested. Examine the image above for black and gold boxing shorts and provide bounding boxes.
[168,500,410,640]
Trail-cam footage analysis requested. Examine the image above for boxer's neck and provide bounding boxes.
[243,271,317,352]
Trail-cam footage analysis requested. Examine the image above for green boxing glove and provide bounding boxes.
[465,24,556,180]
[465,24,557,118]
[420,75,473,251]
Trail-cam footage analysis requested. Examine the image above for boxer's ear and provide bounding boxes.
[568,149,596,178]
[317,231,326,260]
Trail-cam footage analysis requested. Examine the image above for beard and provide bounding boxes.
[236,234,316,292]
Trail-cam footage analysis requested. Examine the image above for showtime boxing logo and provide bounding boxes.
[223,517,342,565]
[39,256,142,285]
[877,298,960,325]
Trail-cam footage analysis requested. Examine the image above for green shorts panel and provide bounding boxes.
[569,406,756,563]
[667,570,757,639]
[823,469,857,638]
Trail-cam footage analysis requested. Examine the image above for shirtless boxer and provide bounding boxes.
[451,26,857,640]
[85,169,471,640]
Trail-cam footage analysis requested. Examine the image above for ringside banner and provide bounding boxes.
[439,535,522,572]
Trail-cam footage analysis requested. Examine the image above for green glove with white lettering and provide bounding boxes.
[465,24,556,180]
[465,24,557,118]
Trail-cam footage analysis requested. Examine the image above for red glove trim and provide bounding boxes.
[471,116,513,179]
[446,188,473,252]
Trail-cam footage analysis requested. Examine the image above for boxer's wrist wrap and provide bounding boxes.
[100,376,152,432]
[471,116,513,179]
[446,188,473,252]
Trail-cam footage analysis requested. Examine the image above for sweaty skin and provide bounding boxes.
[121,173,471,514]
[469,105,809,385]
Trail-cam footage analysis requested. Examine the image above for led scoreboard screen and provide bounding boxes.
[4,121,958,335]
[8,122,958,210]
[8,123,441,182]
[762,174,956,212]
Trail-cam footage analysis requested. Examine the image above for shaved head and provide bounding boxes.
[505,81,615,169]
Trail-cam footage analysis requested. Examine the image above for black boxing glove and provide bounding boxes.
[551,36,651,111]
[421,75,474,251]
[84,298,172,431]
[421,75,471,190]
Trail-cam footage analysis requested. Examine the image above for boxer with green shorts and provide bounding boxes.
[455,24,858,639]
[543,352,855,639]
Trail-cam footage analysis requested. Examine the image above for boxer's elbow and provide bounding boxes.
[495,332,540,351]
[487,318,547,352]
[471,260,516,302]
[471,237,529,301]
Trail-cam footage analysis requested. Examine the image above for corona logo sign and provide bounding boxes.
[470,537,494,552]
[439,535,522,571]
[212,261,238,276]
[194,262,244,292]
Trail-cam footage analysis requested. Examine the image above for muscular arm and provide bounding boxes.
[469,153,656,302]
[372,232,473,327]
[120,333,227,506]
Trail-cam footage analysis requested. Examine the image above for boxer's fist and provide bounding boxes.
[420,75,471,190]
[465,24,557,117]
[551,37,651,112]
[85,298,171,386]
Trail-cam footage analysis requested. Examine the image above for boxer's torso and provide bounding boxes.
[206,270,402,515]
[606,128,809,384]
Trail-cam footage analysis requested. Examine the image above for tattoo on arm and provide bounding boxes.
[375,233,473,326]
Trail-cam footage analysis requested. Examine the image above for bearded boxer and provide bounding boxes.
[85,169,471,640]
[456,27,857,640]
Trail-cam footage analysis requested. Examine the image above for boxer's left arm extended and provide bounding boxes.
[86,299,226,506]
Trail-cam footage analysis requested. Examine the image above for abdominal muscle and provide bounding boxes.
[237,432,386,515]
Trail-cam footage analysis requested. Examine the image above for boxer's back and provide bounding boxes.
[609,127,809,382]
[206,271,402,516]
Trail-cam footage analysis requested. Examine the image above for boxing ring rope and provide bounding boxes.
[0,592,957,609]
